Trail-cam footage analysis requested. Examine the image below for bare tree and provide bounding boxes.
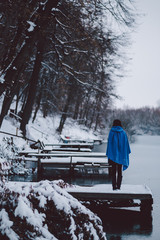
[0,0,137,134]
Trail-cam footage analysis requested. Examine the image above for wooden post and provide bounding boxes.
[37,157,42,181]
[140,199,153,216]
[70,156,74,176]
[16,127,18,136]
[108,159,112,176]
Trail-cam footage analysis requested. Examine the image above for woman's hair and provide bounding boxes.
[112,119,122,127]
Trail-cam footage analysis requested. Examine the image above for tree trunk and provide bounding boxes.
[2,19,24,70]
[94,94,102,130]
[20,38,44,135]
[94,112,100,131]
[0,0,60,126]
[32,90,42,123]
[82,93,91,122]
[73,91,81,120]
[20,0,60,135]
[57,83,75,133]
[15,88,20,115]
[0,32,36,97]
[0,90,17,127]
[89,104,96,128]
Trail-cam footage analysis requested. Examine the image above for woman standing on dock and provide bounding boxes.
[106,119,131,190]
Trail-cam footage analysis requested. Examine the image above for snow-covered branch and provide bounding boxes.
[0,180,106,240]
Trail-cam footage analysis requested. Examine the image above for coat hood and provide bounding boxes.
[110,126,123,132]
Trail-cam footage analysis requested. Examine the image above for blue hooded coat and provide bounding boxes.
[106,126,131,170]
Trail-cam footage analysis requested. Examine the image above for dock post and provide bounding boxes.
[108,159,112,176]
[37,157,42,181]
[70,156,74,176]
[140,199,153,216]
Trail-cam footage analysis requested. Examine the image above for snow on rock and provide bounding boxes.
[0,180,107,240]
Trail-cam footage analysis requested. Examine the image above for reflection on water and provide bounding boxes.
[99,209,152,239]
[81,194,152,240]
[8,173,37,182]
[40,169,112,186]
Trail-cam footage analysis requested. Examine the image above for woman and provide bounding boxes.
[106,119,131,190]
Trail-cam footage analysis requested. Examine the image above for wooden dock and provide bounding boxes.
[25,152,109,176]
[19,143,94,155]
[42,147,92,152]
[60,135,103,144]
[38,154,109,177]
[66,184,153,215]
[44,143,94,149]
[5,181,153,215]
[30,140,94,151]
[27,152,107,158]
[18,148,92,156]
[14,152,110,177]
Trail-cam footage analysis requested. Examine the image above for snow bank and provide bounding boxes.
[0,180,107,240]
[0,113,100,176]
[26,113,100,143]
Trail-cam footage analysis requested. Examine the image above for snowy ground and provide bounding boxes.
[1,112,101,144]
[0,113,101,175]
[0,113,107,239]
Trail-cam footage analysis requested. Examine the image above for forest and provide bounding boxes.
[0,0,137,136]
[106,107,160,141]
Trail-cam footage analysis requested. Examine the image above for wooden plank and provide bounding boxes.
[60,135,93,143]
[40,157,107,164]
[66,184,153,201]
[93,139,103,144]
[28,152,106,158]
[18,147,92,156]
[42,147,91,152]
[68,191,152,200]
[18,150,40,156]
[73,163,111,168]
[18,150,91,156]
[44,143,94,148]
[13,157,38,162]
[41,162,110,168]
[41,151,91,155]
[60,135,103,144]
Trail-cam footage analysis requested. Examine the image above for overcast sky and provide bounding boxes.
[114,0,160,109]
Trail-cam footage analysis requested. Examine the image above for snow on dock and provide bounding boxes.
[66,184,152,200]
[66,184,153,215]
[5,181,153,215]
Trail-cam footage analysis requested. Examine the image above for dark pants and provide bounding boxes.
[110,160,122,190]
